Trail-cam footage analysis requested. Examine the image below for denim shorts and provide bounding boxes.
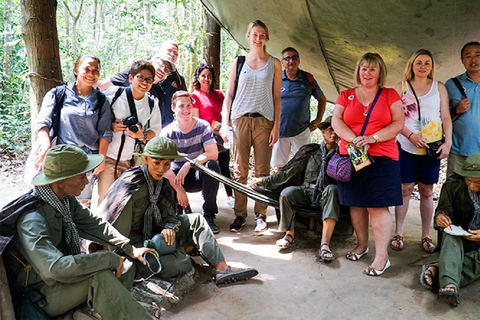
[398,146,441,185]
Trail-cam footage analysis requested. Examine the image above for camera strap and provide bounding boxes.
[114,87,140,179]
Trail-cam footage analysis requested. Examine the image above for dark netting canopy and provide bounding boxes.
[200,0,480,102]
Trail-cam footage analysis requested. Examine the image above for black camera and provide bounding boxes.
[123,116,139,133]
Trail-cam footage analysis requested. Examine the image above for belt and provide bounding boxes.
[242,112,263,118]
[304,183,316,189]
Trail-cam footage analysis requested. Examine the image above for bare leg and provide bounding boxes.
[394,182,415,236]
[368,207,392,270]
[418,182,434,239]
[321,218,336,245]
[350,207,369,253]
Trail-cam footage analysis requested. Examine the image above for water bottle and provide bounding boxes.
[224,127,233,149]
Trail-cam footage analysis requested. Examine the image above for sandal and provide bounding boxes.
[420,263,438,291]
[390,235,404,251]
[438,284,460,307]
[276,234,294,249]
[364,259,391,276]
[215,265,259,285]
[346,247,369,261]
[319,243,335,262]
[422,237,436,253]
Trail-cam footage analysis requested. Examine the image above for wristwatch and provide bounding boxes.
[372,134,380,143]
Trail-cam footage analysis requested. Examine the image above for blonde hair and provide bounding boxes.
[403,49,435,81]
[246,20,269,52]
[354,52,387,88]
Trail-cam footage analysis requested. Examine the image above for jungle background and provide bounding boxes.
[0,0,242,167]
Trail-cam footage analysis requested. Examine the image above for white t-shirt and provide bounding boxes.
[105,86,162,161]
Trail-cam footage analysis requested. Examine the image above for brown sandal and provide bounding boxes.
[422,237,435,253]
[390,235,403,251]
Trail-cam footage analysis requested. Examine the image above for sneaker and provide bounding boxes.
[229,216,246,232]
[226,196,235,209]
[254,214,268,232]
[205,215,220,234]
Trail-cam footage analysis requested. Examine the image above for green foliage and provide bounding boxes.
[1,0,241,158]
[0,0,31,156]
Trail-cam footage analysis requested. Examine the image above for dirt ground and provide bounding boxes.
[1,170,479,320]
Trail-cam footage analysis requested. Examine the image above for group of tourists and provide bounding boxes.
[1,17,480,318]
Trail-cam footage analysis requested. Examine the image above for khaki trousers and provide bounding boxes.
[232,116,274,218]
[97,156,131,204]
[38,268,150,319]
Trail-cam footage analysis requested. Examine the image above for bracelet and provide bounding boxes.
[143,133,148,141]
[407,132,413,140]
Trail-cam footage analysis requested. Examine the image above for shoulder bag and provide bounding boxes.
[326,88,382,182]
[407,81,444,158]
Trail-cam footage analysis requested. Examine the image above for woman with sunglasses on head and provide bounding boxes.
[191,63,235,209]
[220,20,282,232]
[97,60,162,203]
[391,49,452,253]
[35,53,112,206]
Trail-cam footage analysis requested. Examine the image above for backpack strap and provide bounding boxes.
[305,71,315,93]
[94,90,106,112]
[232,55,245,104]
[450,77,466,122]
[51,85,67,138]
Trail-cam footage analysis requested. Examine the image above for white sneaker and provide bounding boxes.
[254,215,267,232]
[226,197,235,209]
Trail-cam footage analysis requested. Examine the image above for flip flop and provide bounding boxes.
[438,284,460,307]
[276,234,294,249]
[346,247,369,261]
[216,266,259,285]
[420,263,438,291]
[319,243,335,262]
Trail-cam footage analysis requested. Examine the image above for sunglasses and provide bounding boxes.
[282,55,299,62]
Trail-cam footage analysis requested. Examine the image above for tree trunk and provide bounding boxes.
[63,0,84,57]
[2,0,13,105]
[203,9,221,89]
[143,0,152,41]
[21,0,63,139]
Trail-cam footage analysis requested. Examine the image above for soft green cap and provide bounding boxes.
[455,153,480,178]
[317,115,332,130]
[134,137,186,159]
[32,144,103,186]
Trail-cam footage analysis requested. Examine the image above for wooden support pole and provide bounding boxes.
[203,9,221,89]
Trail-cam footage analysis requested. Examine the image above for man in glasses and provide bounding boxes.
[97,40,187,126]
[97,60,162,203]
[271,47,327,170]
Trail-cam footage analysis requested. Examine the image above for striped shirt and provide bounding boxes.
[160,118,216,170]
[231,56,275,121]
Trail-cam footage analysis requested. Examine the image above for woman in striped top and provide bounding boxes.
[221,20,282,233]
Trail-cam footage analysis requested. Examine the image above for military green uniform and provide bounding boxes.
[5,196,150,319]
[259,142,340,231]
[435,178,480,288]
[101,170,225,278]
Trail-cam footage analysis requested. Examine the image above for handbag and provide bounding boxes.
[326,152,353,182]
[326,88,383,182]
[407,81,444,158]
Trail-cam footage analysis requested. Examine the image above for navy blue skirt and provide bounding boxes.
[337,156,402,208]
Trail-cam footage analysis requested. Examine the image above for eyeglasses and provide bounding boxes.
[282,55,299,62]
[135,74,154,84]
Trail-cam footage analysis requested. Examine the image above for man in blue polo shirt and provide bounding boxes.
[445,41,480,177]
[96,40,187,126]
[271,47,327,170]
